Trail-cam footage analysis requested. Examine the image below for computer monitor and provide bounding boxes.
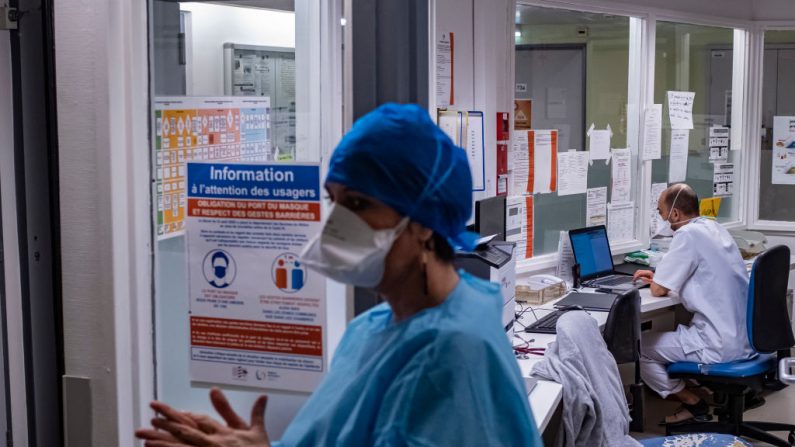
[475,196,506,241]
[568,225,615,280]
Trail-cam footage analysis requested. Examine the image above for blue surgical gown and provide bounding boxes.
[275,271,543,446]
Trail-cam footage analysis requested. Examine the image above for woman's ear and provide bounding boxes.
[407,222,434,248]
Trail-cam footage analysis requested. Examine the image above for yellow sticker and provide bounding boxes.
[700,197,722,218]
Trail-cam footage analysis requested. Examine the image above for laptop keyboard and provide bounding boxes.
[594,275,632,286]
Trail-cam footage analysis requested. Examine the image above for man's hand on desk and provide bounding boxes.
[633,270,670,297]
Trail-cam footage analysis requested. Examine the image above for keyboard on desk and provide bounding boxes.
[525,310,563,334]
[588,274,633,287]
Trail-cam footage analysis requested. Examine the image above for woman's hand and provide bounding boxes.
[135,388,271,447]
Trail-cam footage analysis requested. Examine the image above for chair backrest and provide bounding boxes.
[603,289,641,364]
[747,245,795,353]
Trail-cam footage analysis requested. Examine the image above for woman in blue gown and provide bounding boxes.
[136,103,543,447]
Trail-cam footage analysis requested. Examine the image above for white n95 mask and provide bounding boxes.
[652,187,694,238]
[300,203,409,288]
[653,220,676,238]
[653,217,696,238]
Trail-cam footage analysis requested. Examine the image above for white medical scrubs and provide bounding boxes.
[640,218,754,397]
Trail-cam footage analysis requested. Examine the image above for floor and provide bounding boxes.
[631,384,795,446]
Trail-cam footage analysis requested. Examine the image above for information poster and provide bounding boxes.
[530,130,558,194]
[436,32,454,108]
[650,182,668,236]
[154,96,273,239]
[772,116,795,185]
[669,129,690,183]
[586,187,608,226]
[506,195,533,260]
[713,163,735,197]
[709,126,730,163]
[610,148,632,204]
[437,110,463,146]
[511,130,558,195]
[496,112,510,196]
[557,150,588,196]
[186,162,325,392]
[466,111,485,191]
[588,124,611,162]
[667,91,695,130]
[608,201,635,244]
[511,131,532,194]
[555,230,575,285]
[642,104,662,161]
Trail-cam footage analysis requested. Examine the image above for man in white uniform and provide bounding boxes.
[634,183,753,424]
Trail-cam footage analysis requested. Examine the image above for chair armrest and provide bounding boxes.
[780,357,795,385]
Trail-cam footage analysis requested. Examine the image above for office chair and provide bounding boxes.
[551,300,747,447]
[603,289,645,432]
[665,245,795,446]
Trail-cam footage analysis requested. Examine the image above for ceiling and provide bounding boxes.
[516,5,627,26]
[165,0,295,12]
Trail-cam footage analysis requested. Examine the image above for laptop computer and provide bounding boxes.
[568,225,646,291]
[554,291,618,312]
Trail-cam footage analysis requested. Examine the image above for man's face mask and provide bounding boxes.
[653,188,695,238]
[214,265,227,279]
[299,203,408,288]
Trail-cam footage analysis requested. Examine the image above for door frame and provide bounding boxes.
[514,43,588,150]
[0,27,30,447]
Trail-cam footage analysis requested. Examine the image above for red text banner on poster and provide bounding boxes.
[187,199,321,221]
[191,316,323,357]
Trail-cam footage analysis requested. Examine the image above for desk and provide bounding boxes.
[517,288,680,373]
[521,254,795,435]
[518,287,680,434]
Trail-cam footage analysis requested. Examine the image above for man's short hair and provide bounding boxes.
[663,183,699,216]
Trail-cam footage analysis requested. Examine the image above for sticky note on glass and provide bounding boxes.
[700,197,722,218]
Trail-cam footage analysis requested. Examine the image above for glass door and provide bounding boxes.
[149,0,340,439]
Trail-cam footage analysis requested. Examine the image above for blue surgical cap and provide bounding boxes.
[326,103,479,251]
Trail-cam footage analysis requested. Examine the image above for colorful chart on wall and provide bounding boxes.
[153,97,273,239]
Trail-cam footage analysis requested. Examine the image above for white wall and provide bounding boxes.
[55,0,152,445]
[180,3,295,95]
[433,0,513,201]
[55,0,121,442]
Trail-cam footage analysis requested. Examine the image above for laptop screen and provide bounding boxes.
[569,226,614,279]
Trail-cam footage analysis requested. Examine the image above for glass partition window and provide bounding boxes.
[514,5,634,257]
[651,22,738,222]
[150,0,323,439]
[758,30,795,223]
